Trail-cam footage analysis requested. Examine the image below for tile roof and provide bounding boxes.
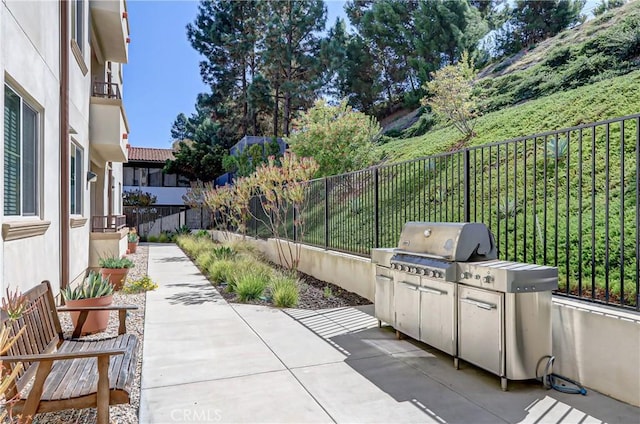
[128,147,175,163]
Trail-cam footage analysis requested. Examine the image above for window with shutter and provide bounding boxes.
[4,85,39,217]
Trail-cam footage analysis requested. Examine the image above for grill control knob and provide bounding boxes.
[429,270,436,278]
[420,269,426,275]
[401,265,408,271]
[483,275,494,284]
[462,272,472,279]
[391,263,398,270]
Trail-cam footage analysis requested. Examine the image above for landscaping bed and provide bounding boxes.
[32,245,150,424]
[219,269,371,310]
[176,234,371,310]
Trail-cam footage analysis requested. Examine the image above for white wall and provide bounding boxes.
[68,0,92,286]
[212,231,640,407]
[1,0,62,295]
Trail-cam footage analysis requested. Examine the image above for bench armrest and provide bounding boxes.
[2,348,125,362]
[57,305,138,338]
[57,305,138,312]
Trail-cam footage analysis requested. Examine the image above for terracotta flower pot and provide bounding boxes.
[128,241,138,254]
[100,268,129,291]
[66,295,113,335]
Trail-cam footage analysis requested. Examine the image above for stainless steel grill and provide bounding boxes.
[372,221,558,390]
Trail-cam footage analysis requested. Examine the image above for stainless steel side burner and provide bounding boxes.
[372,221,558,390]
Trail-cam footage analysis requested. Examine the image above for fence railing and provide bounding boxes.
[124,206,211,236]
[92,80,121,100]
[91,215,126,232]
[247,113,640,311]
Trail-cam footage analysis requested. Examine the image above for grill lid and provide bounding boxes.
[395,222,497,262]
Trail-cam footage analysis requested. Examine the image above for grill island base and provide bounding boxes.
[372,222,558,391]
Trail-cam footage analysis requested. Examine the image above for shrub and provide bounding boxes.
[236,271,269,302]
[123,276,158,294]
[226,240,259,257]
[270,274,299,308]
[158,233,171,243]
[207,259,236,286]
[287,99,380,177]
[195,251,216,270]
[211,246,236,260]
[176,235,214,258]
[195,229,210,238]
[174,225,191,235]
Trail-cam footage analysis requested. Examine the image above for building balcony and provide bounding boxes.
[90,0,129,64]
[91,215,127,233]
[89,215,128,269]
[90,81,129,163]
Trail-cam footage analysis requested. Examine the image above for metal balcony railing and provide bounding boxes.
[91,215,126,232]
[92,81,121,100]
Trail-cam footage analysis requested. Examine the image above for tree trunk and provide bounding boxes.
[251,51,258,135]
[273,84,280,137]
[283,0,293,137]
[242,56,248,136]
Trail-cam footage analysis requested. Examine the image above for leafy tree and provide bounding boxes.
[496,0,586,55]
[165,139,225,182]
[593,0,625,15]
[187,0,261,138]
[287,99,380,177]
[422,52,479,140]
[244,153,319,269]
[345,0,489,111]
[221,139,284,178]
[261,0,326,136]
[321,19,380,114]
[123,190,157,207]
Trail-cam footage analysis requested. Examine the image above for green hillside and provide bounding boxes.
[297,70,640,309]
[377,70,640,163]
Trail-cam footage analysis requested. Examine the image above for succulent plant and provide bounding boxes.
[62,272,114,300]
[98,256,135,269]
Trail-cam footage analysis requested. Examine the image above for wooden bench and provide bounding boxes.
[1,281,138,424]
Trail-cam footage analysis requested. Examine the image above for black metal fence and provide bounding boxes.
[247,113,639,311]
[124,206,211,236]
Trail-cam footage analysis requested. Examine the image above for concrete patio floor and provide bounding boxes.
[139,244,639,423]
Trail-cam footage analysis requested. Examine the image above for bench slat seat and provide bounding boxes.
[36,334,138,404]
[1,281,139,423]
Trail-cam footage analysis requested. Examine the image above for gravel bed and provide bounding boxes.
[31,244,149,424]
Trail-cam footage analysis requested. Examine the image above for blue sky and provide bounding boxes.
[125,0,348,149]
[125,0,598,149]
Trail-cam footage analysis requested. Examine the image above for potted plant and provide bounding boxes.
[127,231,139,253]
[99,256,135,291]
[62,272,114,335]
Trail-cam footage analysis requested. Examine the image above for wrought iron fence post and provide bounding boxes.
[324,177,329,249]
[374,167,380,248]
[463,148,471,222]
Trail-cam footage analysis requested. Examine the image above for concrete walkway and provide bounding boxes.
[139,244,639,423]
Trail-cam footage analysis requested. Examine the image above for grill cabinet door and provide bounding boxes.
[458,286,504,376]
[419,279,456,355]
[393,273,421,340]
[374,266,394,326]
